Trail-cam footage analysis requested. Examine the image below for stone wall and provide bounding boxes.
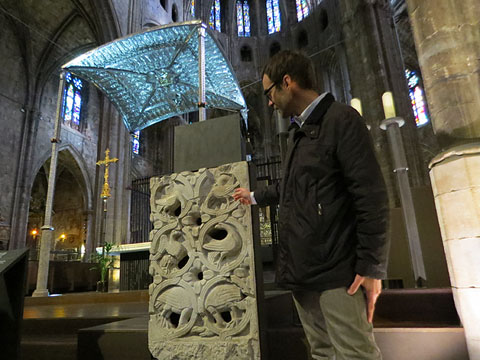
[143,0,184,27]
[0,8,28,237]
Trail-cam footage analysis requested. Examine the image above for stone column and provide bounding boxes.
[406,0,480,357]
[338,0,427,207]
[406,0,480,142]
[32,73,66,297]
[429,145,480,358]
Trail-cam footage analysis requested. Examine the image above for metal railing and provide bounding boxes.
[130,177,153,244]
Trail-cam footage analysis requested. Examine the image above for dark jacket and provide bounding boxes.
[255,93,389,291]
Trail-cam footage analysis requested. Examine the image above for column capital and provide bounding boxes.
[429,142,480,170]
[380,117,405,130]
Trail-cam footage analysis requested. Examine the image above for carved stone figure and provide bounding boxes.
[155,286,193,328]
[148,161,261,360]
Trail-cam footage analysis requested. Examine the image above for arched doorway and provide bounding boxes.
[27,149,90,261]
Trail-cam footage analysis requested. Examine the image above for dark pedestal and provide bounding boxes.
[174,114,246,173]
[0,248,29,360]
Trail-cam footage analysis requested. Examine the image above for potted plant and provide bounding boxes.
[90,242,115,292]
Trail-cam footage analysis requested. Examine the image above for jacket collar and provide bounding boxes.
[293,93,335,140]
[295,92,328,127]
[303,92,335,126]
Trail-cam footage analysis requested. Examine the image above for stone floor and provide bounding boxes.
[21,289,469,360]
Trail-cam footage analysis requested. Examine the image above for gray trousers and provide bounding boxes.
[293,287,382,360]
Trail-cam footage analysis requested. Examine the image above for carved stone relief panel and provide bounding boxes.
[148,161,261,360]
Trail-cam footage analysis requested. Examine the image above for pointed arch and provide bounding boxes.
[27,144,95,255]
[32,144,93,211]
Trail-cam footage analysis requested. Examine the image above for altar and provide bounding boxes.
[109,242,152,291]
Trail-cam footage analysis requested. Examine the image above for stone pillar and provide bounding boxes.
[338,0,427,206]
[406,1,480,358]
[429,144,480,358]
[406,0,480,142]
[32,74,66,297]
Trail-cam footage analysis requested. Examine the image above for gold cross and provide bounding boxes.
[96,148,118,198]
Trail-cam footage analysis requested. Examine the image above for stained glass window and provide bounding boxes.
[191,0,195,17]
[62,72,83,131]
[237,0,251,37]
[132,131,140,155]
[296,0,309,21]
[209,0,221,31]
[266,0,281,34]
[405,69,429,127]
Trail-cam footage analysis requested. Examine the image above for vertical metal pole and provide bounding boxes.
[380,117,427,285]
[32,72,66,297]
[102,197,108,250]
[198,24,207,122]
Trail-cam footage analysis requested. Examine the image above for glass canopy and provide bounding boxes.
[62,20,247,132]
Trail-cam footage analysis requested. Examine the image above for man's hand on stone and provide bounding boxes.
[233,188,252,205]
[347,274,382,323]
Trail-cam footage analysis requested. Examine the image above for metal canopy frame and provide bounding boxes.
[62,20,247,131]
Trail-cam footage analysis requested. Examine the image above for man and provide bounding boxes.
[233,50,389,359]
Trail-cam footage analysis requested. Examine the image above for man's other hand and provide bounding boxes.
[347,274,382,323]
[233,188,252,205]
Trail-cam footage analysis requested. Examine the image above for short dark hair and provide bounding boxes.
[262,50,315,90]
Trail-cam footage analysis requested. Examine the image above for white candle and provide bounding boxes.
[382,91,396,119]
[350,98,363,116]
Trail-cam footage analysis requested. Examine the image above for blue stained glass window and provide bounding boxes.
[73,92,81,125]
[244,3,250,35]
[215,0,221,30]
[73,77,83,89]
[237,0,251,37]
[132,130,140,155]
[405,69,429,127]
[266,0,281,34]
[296,0,309,21]
[209,8,214,29]
[64,85,74,122]
[191,0,195,17]
[273,0,281,32]
[62,72,83,131]
[237,2,244,36]
[407,72,419,88]
[209,0,221,31]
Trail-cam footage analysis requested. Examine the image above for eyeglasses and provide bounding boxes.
[263,82,276,101]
